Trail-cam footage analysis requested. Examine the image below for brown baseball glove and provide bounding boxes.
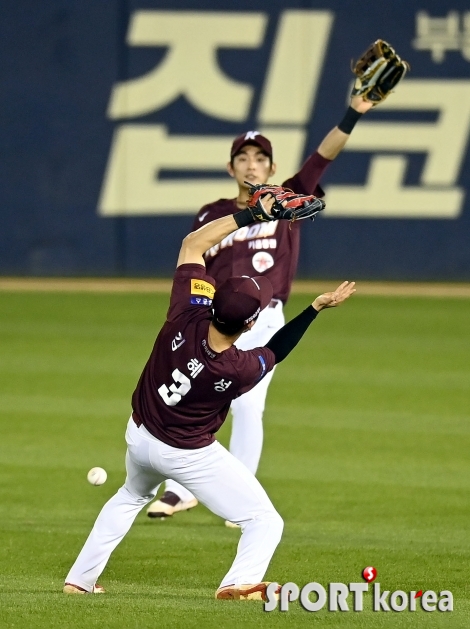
[351,39,409,105]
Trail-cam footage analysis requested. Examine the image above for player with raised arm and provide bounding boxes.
[63,193,355,600]
[146,101,371,523]
[147,40,408,523]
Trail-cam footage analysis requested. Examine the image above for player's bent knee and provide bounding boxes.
[259,509,284,540]
[271,512,284,545]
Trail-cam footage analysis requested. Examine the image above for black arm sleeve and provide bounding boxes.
[265,306,319,364]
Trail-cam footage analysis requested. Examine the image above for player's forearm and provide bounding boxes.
[317,127,350,160]
[317,101,366,160]
[265,306,319,363]
[178,209,258,266]
[178,215,238,265]
[187,215,238,251]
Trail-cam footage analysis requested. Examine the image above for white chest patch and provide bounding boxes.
[252,251,274,273]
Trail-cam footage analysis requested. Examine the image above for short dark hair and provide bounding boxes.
[211,316,245,337]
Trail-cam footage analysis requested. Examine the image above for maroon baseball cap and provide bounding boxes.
[212,275,273,331]
[230,131,273,159]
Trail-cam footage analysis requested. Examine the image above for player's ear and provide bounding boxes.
[227,161,235,178]
[270,162,277,177]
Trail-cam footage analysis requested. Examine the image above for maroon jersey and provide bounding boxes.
[132,264,276,449]
[192,151,331,303]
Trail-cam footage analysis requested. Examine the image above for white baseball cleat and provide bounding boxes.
[63,583,105,594]
[215,582,281,601]
[225,520,241,529]
[146,491,198,519]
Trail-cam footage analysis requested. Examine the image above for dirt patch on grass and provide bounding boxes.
[1,277,470,298]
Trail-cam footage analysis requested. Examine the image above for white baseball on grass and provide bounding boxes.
[87,467,107,485]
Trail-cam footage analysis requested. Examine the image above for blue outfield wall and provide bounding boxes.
[1,0,470,280]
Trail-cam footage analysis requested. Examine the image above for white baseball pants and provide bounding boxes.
[165,301,284,502]
[65,417,283,592]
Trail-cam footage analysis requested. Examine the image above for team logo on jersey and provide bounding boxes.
[191,279,215,298]
[205,222,278,260]
[252,251,274,273]
[171,332,186,351]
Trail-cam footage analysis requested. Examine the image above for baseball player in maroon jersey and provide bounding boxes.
[63,195,355,599]
[147,95,373,523]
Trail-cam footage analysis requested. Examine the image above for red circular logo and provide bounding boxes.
[362,566,377,582]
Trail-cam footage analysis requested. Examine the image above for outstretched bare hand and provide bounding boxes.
[312,281,356,311]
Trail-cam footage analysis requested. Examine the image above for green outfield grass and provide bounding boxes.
[0,289,469,628]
